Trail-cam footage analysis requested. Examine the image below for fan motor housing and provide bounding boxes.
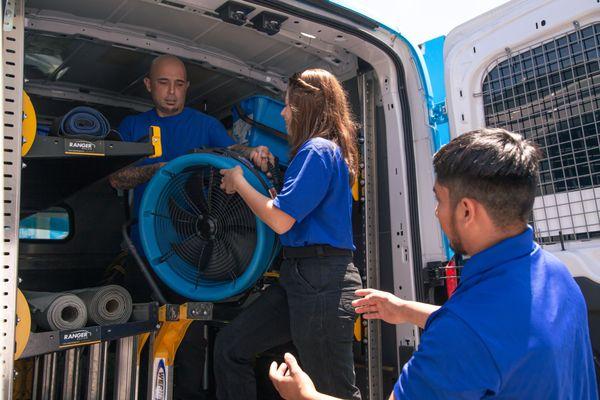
[139,152,279,301]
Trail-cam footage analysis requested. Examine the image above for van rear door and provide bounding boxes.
[444,0,599,275]
[443,0,600,370]
[254,1,451,395]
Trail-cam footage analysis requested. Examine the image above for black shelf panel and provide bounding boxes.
[24,136,154,159]
[19,302,158,359]
[21,136,154,213]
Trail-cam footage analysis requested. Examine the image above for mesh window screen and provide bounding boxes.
[482,22,600,244]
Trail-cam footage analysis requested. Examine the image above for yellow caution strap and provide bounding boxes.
[149,125,162,158]
[351,177,359,201]
[22,91,37,157]
[353,316,363,342]
[15,289,31,360]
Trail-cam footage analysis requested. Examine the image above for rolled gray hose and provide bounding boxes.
[72,285,132,326]
[23,291,88,331]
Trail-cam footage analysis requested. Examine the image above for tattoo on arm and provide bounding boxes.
[228,144,254,159]
[108,163,163,190]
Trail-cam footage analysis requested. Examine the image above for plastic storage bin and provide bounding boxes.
[232,95,290,166]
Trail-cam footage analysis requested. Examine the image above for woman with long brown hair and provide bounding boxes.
[216,69,362,400]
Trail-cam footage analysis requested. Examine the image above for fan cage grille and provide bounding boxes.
[152,165,258,283]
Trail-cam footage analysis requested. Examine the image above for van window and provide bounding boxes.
[19,207,71,241]
[482,22,600,244]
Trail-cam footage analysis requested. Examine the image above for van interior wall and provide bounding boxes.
[18,180,125,292]
[27,94,138,132]
[19,0,398,388]
[374,103,401,386]
[14,1,412,396]
[17,68,380,400]
[344,71,399,388]
[22,31,282,131]
[19,72,374,295]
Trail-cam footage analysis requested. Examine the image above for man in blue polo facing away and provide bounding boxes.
[269,128,598,399]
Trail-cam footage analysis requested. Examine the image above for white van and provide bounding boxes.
[1,0,598,398]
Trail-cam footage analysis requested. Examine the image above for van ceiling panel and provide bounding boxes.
[24,30,273,117]
[191,23,285,61]
[24,0,360,115]
[25,0,354,78]
[114,1,213,40]
[26,0,126,21]
[247,41,290,64]
[263,48,324,76]
[114,1,328,71]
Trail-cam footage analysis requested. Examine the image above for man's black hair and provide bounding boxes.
[433,128,542,227]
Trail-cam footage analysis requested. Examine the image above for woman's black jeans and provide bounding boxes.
[214,255,362,400]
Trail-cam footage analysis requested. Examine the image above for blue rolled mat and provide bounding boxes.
[57,106,111,140]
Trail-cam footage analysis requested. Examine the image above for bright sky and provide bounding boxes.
[334,0,510,44]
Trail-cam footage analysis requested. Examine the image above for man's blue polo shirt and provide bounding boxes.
[394,227,598,399]
[118,107,234,250]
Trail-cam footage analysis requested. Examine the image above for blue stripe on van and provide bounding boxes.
[421,36,453,259]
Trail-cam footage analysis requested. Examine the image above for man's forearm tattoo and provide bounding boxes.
[229,144,254,159]
[109,163,163,190]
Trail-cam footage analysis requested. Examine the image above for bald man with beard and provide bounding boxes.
[110,55,271,193]
[109,55,272,400]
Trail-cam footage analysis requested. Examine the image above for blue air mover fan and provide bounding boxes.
[139,150,279,301]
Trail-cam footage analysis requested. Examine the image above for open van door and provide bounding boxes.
[2,0,450,397]
[273,3,451,395]
[444,0,600,374]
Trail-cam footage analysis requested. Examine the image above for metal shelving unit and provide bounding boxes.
[22,136,154,212]
[22,303,158,400]
[20,303,158,359]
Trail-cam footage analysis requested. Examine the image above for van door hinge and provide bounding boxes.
[423,261,460,288]
[429,101,448,125]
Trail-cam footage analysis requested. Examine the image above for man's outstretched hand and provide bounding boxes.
[249,145,275,175]
[352,288,408,325]
[353,288,440,329]
[270,353,318,400]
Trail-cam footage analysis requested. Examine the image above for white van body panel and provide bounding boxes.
[444,0,600,282]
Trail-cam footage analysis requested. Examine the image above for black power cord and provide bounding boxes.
[122,219,168,305]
